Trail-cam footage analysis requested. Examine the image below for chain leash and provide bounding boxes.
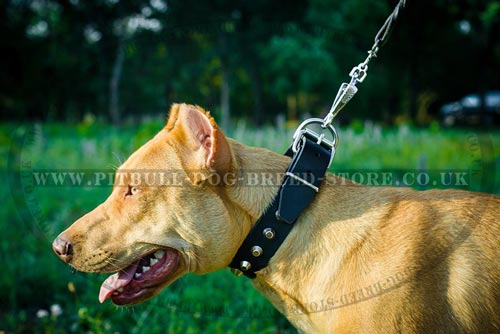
[292,0,407,164]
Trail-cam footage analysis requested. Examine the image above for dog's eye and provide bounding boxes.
[125,185,139,197]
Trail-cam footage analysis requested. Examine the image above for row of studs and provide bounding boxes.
[232,227,276,276]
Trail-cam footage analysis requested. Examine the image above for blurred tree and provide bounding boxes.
[0,0,499,125]
[233,0,309,123]
[164,0,309,127]
[262,26,339,120]
[1,0,167,123]
[59,0,167,124]
[304,0,391,121]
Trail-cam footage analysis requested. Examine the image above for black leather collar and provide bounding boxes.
[229,133,332,278]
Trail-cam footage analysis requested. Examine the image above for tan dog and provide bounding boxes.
[53,103,500,334]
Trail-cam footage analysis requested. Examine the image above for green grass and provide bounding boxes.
[1,120,499,334]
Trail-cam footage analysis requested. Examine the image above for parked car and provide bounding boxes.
[439,91,500,126]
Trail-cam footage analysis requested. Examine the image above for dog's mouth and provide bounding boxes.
[98,247,180,305]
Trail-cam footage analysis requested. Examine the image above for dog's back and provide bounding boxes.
[259,178,500,333]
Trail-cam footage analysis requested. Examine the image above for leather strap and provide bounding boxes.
[229,134,332,278]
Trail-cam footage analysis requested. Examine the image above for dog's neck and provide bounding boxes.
[225,138,291,222]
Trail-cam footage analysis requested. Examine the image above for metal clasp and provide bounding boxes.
[291,118,337,167]
[322,82,358,127]
[321,57,374,128]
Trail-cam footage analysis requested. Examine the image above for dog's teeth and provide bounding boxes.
[113,292,119,295]
[142,266,151,272]
[154,250,165,259]
[150,258,159,266]
[135,272,142,278]
[117,288,124,293]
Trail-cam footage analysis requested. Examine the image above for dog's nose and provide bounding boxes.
[52,235,73,263]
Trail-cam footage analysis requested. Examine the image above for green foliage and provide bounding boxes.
[481,1,500,27]
[1,121,499,333]
[2,0,500,124]
[263,26,339,99]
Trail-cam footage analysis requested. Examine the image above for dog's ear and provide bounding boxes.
[166,103,233,184]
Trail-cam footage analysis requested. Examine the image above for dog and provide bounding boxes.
[53,103,500,334]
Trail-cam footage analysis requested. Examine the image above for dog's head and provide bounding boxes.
[52,104,254,305]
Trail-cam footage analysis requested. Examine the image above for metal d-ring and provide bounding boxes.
[292,118,338,154]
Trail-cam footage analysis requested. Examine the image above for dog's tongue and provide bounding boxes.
[98,261,139,303]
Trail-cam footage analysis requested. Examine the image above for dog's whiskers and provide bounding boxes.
[102,256,135,274]
[111,152,124,169]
